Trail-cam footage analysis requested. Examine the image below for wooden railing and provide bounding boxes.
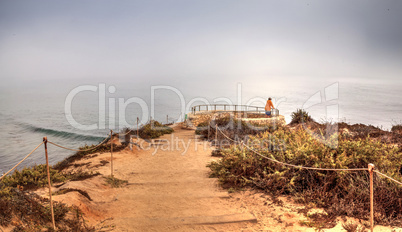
[190,104,265,114]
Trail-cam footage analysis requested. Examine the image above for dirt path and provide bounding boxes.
[102,126,259,231]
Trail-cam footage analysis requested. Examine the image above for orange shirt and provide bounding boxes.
[265,100,274,111]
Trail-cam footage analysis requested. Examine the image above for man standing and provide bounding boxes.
[265,97,275,117]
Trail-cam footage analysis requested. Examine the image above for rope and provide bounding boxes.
[216,127,238,143]
[48,134,110,152]
[120,119,144,136]
[215,125,368,172]
[0,142,44,181]
[375,170,402,186]
[242,142,368,171]
[119,127,136,136]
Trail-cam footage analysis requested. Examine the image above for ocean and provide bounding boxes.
[1,78,401,174]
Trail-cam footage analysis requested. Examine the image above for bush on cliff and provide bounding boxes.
[391,124,402,134]
[0,164,100,230]
[290,108,314,125]
[0,186,95,231]
[195,116,278,142]
[1,164,65,191]
[208,126,402,226]
[136,121,174,139]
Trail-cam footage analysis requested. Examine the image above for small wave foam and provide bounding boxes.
[23,124,106,141]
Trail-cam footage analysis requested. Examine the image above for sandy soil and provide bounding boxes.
[31,125,401,231]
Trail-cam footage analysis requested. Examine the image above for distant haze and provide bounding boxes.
[1,0,402,90]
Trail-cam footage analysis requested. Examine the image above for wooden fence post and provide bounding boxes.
[137,117,139,139]
[43,137,56,230]
[368,163,375,232]
[208,121,211,140]
[215,123,218,146]
[110,130,113,177]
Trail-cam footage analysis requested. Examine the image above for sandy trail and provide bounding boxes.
[101,126,258,231]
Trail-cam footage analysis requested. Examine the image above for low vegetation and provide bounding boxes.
[0,133,118,230]
[1,165,65,190]
[0,163,99,231]
[104,175,128,188]
[391,124,402,134]
[196,116,277,144]
[342,221,366,232]
[208,111,402,227]
[0,187,96,231]
[290,108,314,125]
[125,120,174,140]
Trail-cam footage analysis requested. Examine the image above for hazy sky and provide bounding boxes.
[1,0,401,87]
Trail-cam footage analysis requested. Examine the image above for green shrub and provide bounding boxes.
[104,176,128,188]
[136,121,174,139]
[208,126,402,226]
[196,116,277,142]
[0,165,99,230]
[0,187,95,230]
[290,109,314,124]
[342,221,366,232]
[1,164,65,190]
[195,121,210,135]
[391,124,402,134]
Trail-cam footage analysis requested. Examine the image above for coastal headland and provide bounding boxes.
[1,118,402,231]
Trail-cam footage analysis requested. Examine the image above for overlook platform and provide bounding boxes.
[184,105,286,129]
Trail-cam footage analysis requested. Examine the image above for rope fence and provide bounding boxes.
[0,125,138,230]
[216,127,368,172]
[119,117,140,136]
[1,119,401,231]
[0,142,44,181]
[47,135,110,152]
[375,170,402,186]
[212,122,402,232]
[0,121,146,180]
[215,126,402,182]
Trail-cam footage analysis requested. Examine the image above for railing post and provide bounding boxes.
[215,123,218,146]
[224,105,226,111]
[208,121,211,140]
[368,163,375,232]
[111,130,114,177]
[43,137,56,230]
[214,105,216,111]
[137,117,139,139]
[235,105,237,112]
